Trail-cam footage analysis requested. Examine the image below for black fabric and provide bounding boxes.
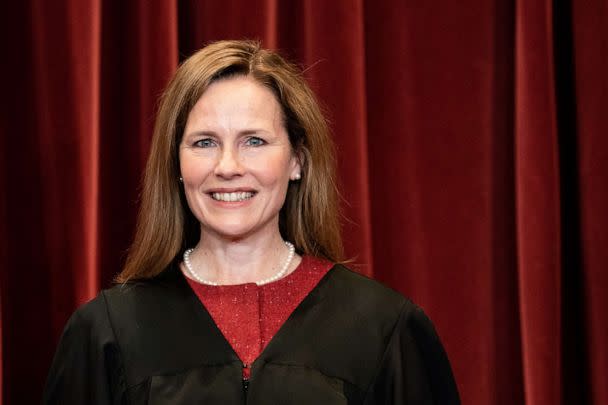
[43,264,460,404]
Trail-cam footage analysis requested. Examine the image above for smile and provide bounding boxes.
[211,192,255,202]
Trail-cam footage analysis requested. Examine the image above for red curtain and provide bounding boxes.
[1,1,606,404]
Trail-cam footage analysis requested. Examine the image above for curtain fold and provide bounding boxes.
[97,0,178,286]
[1,1,606,404]
[514,0,562,403]
[572,1,608,403]
[31,0,101,316]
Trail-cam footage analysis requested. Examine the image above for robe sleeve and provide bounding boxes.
[363,304,461,405]
[42,294,127,404]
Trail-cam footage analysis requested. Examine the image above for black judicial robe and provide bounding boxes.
[43,263,460,404]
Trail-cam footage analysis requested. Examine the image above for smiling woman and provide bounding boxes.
[42,40,460,404]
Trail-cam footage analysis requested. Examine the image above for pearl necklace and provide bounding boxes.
[183,241,295,286]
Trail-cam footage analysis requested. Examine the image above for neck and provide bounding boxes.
[187,229,299,285]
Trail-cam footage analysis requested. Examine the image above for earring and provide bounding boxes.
[179,177,183,183]
[293,173,301,180]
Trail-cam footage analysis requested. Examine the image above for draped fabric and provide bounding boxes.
[1,1,606,404]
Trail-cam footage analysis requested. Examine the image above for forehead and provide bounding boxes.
[186,76,284,128]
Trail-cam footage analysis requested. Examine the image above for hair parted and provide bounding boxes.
[116,40,343,282]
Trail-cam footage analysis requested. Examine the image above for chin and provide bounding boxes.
[203,222,259,240]
[198,211,280,241]
[218,229,253,240]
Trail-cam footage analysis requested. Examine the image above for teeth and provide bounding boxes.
[211,192,254,202]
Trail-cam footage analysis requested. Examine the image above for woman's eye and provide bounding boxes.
[194,139,215,148]
[245,137,266,147]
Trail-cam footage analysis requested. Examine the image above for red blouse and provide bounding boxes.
[185,255,333,378]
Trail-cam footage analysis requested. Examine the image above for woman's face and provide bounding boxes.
[179,76,300,241]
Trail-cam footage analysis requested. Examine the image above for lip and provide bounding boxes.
[205,187,257,193]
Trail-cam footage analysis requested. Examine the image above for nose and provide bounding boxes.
[214,146,244,179]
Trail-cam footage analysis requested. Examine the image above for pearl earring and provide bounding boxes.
[293,173,301,180]
[179,177,183,182]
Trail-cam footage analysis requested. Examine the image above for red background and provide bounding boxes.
[1,1,607,404]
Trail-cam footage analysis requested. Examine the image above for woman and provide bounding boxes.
[44,40,460,404]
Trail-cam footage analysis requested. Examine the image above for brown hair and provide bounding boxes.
[116,40,343,282]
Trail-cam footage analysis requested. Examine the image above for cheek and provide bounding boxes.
[180,154,212,182]
[249,155,292,186]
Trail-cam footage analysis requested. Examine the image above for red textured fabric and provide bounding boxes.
[185,256,333,378]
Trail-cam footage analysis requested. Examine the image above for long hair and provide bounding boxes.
[116,40,343,282]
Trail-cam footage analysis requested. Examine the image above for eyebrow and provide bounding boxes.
[184,129,271,139]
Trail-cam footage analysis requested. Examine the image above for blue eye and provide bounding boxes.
[194,138,215,148]
[245,137,266,147]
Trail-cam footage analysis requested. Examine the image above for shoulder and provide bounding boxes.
[323,264,412,318]
[69,291,111,325]
[315,264,435,350]
[100,264,187,308]
[283,264,447,393]
[45,296,127,403]
[65,264,189,343]
[327,267,461,403]
[45,270,185,402]
[70,266,219,387]
[323,265,444,352]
